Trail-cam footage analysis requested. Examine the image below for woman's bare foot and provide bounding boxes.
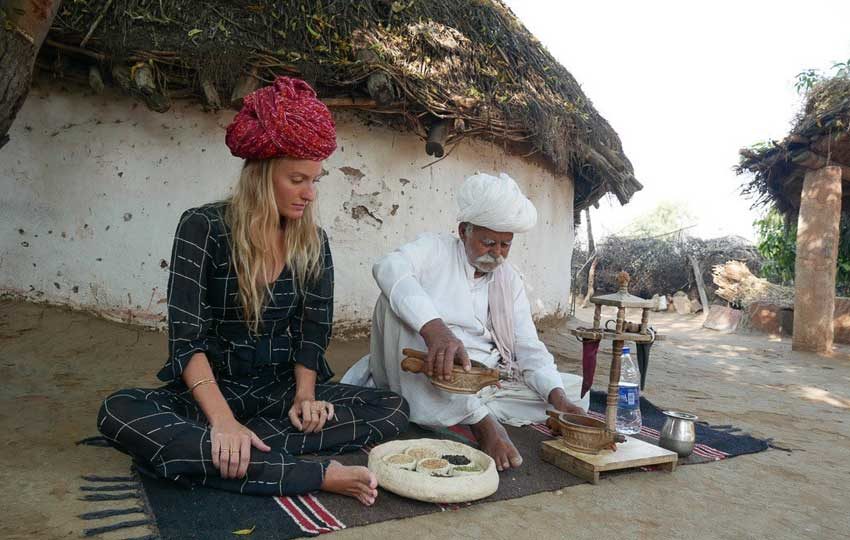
[320,461,378,506]
[470,414,522,471]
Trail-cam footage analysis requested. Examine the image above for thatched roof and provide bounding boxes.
[40,0,640,211]
[738,76,850,218]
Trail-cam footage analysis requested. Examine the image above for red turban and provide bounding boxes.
[225,76,337,161]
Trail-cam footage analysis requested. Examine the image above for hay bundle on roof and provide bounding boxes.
[737,76,850,218]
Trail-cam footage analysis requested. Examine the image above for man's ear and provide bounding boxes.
[458,222,467,241]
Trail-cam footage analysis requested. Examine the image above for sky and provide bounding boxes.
[503,0,850,241]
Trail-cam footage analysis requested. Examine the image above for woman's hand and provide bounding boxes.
[210,416,271,479]
[289,396,335,433]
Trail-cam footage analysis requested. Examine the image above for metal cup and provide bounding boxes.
[659,411,698,457]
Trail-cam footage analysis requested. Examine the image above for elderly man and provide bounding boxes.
[343,173,587,470]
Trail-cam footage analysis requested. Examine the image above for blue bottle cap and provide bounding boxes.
[622,347,630,354]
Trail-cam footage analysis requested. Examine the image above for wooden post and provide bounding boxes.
[88,65,105,94]
[580,257,598,308]
[0,0,62,149]
[593,304,602,329]
[688,254,710,317]
[792,165,843,353]
[201,79,221,110]
[639,307,650,334]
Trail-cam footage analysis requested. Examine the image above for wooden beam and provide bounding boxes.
[230,67,260,109]
[131,63,156,95]
[321,97,379,108]
[79,0,114,48]
[791,150,850,179]
[44,39,107,62]
[366,71,395,106]
[425,120,450,158]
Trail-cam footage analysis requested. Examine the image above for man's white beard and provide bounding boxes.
[472,253,505,273]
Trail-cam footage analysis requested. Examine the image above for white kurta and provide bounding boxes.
[343,233,587,427]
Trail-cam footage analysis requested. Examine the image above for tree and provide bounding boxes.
[624,200,694,237]
[755,208,850,295]
[0,1,61,150]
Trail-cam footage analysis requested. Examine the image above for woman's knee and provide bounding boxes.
[378,390,410,433]
[96,388,148,438]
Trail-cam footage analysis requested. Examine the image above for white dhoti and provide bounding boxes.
[341,295,589,427]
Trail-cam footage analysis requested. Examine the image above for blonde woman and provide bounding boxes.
[97,77,409,505]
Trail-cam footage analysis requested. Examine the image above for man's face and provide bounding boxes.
[459,223,514,273]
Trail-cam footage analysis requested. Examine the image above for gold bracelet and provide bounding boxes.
[186,378,217,393]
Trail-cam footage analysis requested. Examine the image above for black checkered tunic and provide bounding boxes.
[97,203,409,496]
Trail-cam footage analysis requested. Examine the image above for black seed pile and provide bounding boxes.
[442,454,471,466]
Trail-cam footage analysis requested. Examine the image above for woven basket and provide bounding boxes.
[546,412,625,455]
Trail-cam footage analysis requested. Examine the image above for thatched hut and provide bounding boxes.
[737,76,849,351]
[1,1,639,329]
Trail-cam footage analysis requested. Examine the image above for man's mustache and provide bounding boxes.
[473,253,504,270]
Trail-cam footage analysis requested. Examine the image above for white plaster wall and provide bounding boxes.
[1,82,574,329]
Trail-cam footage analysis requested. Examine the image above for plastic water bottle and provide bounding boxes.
[616,346,642,435]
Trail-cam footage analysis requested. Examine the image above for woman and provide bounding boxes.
[97,77,409,505]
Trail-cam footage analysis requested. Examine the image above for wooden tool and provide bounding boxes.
[400,348,507,394]
[543,271,676,485]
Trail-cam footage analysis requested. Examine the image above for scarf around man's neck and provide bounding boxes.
[488,264,517,379]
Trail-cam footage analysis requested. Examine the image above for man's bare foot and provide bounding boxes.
[321,461,378,506]
[469,414,522,471]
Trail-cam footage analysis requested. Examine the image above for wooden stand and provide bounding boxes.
[541,436,677,484]
[542,271,674,483]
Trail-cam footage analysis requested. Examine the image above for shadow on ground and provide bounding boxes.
[1,300,848,539]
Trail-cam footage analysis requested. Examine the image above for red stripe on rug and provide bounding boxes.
[275,496,331,534]
[302,494,345,531]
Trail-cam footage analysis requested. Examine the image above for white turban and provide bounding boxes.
[456,172,537,233]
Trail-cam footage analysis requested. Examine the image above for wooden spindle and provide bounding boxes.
[640,307,650,334]
[606,305,627,430]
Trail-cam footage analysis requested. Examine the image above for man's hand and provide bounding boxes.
[419,318,471,381]
[548,387,586,416]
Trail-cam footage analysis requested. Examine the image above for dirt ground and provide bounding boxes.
[1,299,848,540]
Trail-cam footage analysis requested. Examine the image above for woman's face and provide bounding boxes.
[271,158,324,220]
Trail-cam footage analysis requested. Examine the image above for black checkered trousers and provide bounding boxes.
[97,203,409,496]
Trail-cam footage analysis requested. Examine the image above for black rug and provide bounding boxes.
[112,392,767,539]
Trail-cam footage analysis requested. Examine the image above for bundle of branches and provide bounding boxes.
[712,260,794,309]
[590,235,762,300]
[40,0,640,211]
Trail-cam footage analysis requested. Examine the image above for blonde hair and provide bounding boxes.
[224,159,324,334]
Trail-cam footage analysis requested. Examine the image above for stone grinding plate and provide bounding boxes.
[367,438,499,503]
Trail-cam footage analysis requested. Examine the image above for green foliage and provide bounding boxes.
[624,200,694,237]
[754,210,796,285]
[794,57,850,94]
[795,68,820,94]
[755,209,850,295]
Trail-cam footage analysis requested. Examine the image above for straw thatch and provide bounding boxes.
[737,76,850,218]
[39,0,640,211]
